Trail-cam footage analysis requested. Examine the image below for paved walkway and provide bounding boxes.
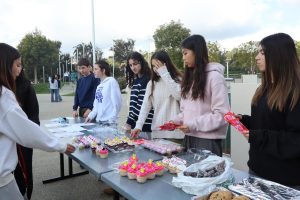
[31,83,129,200]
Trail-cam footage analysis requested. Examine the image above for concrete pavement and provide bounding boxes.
[31,83,129,200]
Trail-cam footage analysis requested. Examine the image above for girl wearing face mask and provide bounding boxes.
[124,52,153,132]
[172,35,230,156]
[131,50,183,139]
[86,60,122,124]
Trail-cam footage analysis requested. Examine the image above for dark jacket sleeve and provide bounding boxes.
[249,99,300,160]
[73,79,80,110]
[23,84,40,125]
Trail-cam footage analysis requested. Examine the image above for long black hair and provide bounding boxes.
[0,43,21,95]
[181,35,209,100]
[126,52,151,88]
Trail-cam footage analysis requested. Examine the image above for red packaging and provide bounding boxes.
[224,112,249,134]
[159,122,180,131]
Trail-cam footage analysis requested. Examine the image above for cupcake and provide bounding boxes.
[136,168,148,183]
[155,161,165,176]
[118,161,129,176]
[99,148,108,158]
[78,143,85,150]
[127,164,137,180]
[129,154,138,163]
[145,160,156,179]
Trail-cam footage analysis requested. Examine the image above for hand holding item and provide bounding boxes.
[177,125,190,134]
[159,121,181,131]
[72,110,78,118]
[123,123,132,132]
[130,129,141,138]
[243,130,249,141]
[224,112,249,135]
[65,144,76,154]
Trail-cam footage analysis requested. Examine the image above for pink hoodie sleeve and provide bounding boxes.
[186,79,230,133]
[172,98,184,125]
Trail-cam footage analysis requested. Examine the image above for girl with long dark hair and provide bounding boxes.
[172,35,230,156]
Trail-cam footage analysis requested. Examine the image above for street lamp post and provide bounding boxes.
[58,54,61,77]
[91,0,96,65]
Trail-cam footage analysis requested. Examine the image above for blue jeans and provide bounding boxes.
[50,89,59,102]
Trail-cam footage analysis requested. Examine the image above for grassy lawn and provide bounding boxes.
[32,83,50,94]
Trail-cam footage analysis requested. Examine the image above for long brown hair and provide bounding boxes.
[0,43,20,96]
[150,50,182,96]
[252,33,300,111]
[181,35,209,100]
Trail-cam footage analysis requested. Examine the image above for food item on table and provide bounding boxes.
[104,136,135,152]
[129,153,138,163]
[232,196,250,200]
[145,159,156,179]
[127,164,137,180]
[90,143,97,153]
[118,161,129,176]
[99,148,108,158]
[208,191,233,200]
[78,143,85,150]
[229,177,300,200]
[136,168,148,183]
[154,161,165,176]
[159,122,181,131]
[142,140,183,155]
[224,112,249,134]
[183,160,225,178]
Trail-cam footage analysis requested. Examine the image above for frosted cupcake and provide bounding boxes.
[118,161,129,176]
[145,160,156,179]
[136,168,148,183]
[127,164,137,180]
[155,161,165,176]
[129,153,139,163]
[99,148,108,158]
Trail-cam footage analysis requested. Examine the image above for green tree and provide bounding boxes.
[17,29,61,83]
[207,41,227,64]
[111,39,135,63]
[229,41,258,74]
[153,20,190,69]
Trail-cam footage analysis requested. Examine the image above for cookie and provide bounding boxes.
[208,191,233,200]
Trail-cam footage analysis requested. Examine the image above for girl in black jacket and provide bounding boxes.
[240,33,300,187]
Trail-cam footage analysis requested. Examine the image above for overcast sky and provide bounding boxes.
[1,0,300,57]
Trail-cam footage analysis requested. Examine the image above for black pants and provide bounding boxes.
[14,145,33,199]
[183,136,223,157]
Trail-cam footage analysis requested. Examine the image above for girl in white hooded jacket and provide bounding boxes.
[0,43,75,200]
[86,60,122,124]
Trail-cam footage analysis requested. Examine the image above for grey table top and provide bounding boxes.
[69,145,163,179]
[42,118,163,179]
[101,168,250,200]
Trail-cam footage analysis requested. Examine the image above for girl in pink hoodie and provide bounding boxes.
[173,35,230,156]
